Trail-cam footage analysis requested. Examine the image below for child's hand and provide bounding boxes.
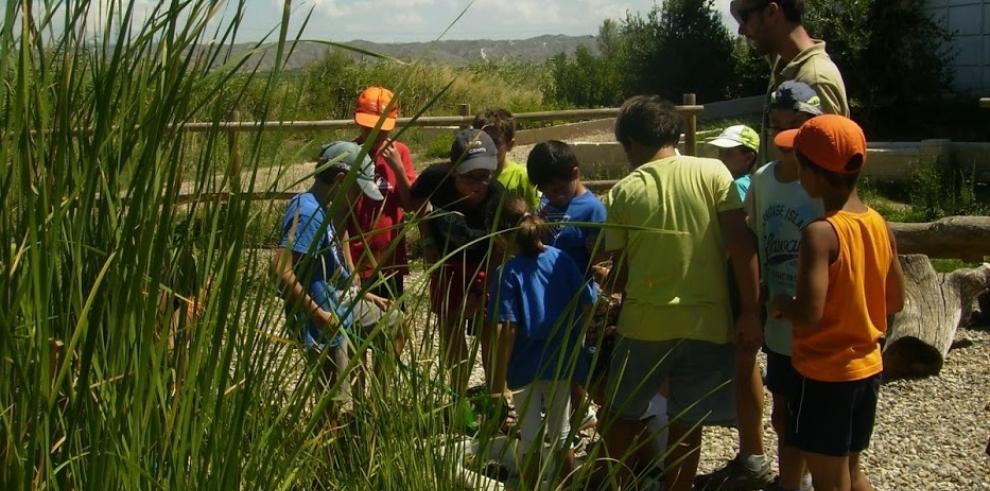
[381,141,404,172]
[735,311,763,350]
[591,264,610,286]
[769,294,790,320]
[365,292,392,312]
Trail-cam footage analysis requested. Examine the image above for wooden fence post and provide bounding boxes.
[683,93,697,156]
[458,103,471,129]
[227,110,241,192]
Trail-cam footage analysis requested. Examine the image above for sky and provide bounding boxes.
[211,0,737,43]
[14,1,739,45]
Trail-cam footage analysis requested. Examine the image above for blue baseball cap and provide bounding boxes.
[770,81,824,116]
[449,129,498,175]
[317,141,384,201]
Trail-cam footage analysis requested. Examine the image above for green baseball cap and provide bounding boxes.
[707,125,760,153]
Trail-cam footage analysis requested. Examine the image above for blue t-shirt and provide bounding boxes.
[487,246,597,389]
[733,174,752,203]
[280,193,354,349]
[538,191,607,275]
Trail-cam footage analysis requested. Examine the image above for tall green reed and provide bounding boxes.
[0,2,691,489]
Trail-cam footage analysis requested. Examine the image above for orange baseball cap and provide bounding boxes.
[774,129,798,151]
[793,114,867,174]
[354,86,398,131]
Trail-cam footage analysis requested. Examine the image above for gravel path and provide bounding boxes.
[696,325,990,491]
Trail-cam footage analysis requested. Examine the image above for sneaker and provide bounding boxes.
[694,455,774,491]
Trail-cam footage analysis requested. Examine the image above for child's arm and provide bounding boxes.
[271,248,333,328]
[489,321,516,398]
[410,195,440,264]
[719,208,762,348]
[382,141,415,211]
[885,225,906,314]
[770,221,837,328]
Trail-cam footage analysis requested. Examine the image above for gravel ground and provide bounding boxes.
[695,325,990,491]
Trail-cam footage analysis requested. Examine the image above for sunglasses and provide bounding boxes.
[733,0,771,23]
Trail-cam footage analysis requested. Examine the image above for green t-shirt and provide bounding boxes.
[604,155,743,344]
[496,160,540,210]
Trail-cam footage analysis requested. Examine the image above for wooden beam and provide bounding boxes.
[890,216,990,261]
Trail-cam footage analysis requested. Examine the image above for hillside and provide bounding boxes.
[221,34,597,70]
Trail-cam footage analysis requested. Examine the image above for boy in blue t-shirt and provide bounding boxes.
[487,198,595,488]
[526,140,607,429]
[526,140,607,277]
[272,141,400,402]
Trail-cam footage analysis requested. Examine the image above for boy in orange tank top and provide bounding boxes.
[769,115,905,491]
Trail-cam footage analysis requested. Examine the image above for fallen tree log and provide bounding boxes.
[889,216,990,261]
[883,254,990,379]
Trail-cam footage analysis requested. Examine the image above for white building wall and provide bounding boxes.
[926,0,990,92]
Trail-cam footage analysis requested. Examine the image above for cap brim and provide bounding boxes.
[354,112,396,131]
[774,129,798,151]
[356,176,384,201]
[456,155,498,175]
[706,138,745,149]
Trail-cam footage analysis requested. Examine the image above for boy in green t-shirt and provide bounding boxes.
[601,95,761,491]
[473,108,540,210]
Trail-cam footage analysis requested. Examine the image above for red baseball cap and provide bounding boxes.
[774,129,798,151]
[793,115,867,174]
[354,86,398,131]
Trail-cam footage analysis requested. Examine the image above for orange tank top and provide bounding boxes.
[792,209,893,382]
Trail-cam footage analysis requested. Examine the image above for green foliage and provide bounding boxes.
[548,0,755,107]
[908,157,987,221]
[729,37,769,99]
[802,0,953,128]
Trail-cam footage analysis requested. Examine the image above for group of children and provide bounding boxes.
[272,83,905,491]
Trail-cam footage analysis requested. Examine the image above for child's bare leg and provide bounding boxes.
[602,415,647,486]
[849,452,873,491]
[772,392,806,488]
[438,314,470,393]
[803,450,851,491]
[665,422,703,491]
[736,345,765,456]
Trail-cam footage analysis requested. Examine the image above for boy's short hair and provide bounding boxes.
[615,95,683,150]
[472,108,516,148]
[527,140,580,186]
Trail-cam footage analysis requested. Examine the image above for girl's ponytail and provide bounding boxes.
[500,197,548,257]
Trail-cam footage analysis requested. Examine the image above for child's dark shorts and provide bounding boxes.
[764,349,801,399]
[788,373,882,457]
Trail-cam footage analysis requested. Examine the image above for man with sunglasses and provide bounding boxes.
[698,2,848,491]
[731,0,848,160]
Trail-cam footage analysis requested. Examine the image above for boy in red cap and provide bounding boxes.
[770,115,905,491]
[349,87,417,326]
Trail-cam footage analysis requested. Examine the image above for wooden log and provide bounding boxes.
[889,216,990,261]
[883,254,990,379]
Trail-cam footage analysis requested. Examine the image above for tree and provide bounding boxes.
[801,0,953,126]
[621,0,736,102]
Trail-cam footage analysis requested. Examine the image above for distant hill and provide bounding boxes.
[220,35,598,71]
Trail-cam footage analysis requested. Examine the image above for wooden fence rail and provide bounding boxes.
[163,104,704,133]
